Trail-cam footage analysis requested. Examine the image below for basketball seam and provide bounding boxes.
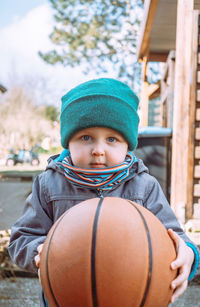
[128,201,153,307]
[91,197,104,307]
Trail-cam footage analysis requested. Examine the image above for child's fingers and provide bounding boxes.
[171,257,183,270]
[37,243,44,255]
[171,268,188,290]
[170,280,188,303]
[171,255,187,271]
[168,229,182,270]
[168,228,180,247]
[35,244,44,268]
[34,254,40,268]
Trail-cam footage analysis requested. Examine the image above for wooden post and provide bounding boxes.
[186,10,199,220]
[166,51,175,128]
[139,57,149,126]
[170,0,195,222]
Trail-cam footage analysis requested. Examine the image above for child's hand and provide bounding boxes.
[34,243,44,282]
[168,229,194,304]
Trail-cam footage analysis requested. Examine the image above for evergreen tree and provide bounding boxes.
[39,0,143,92]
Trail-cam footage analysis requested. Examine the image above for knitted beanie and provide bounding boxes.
[60,78,140,150]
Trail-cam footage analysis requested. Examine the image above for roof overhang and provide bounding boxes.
[136,0,200,61]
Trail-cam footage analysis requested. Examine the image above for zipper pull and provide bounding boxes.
[97,189,104,198]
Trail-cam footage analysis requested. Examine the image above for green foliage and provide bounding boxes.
[49,146,63,154]
[42,105,60,122]
[36,145,62,155]
[39,0,143,92]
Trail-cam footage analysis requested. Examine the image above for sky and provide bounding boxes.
[0,0,113,106]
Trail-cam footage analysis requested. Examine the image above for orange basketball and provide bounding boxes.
[40,197,177,307]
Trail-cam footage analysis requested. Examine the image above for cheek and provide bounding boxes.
[107,146,128,164]
[69,144,90,166]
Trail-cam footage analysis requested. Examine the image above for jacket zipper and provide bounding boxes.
[97,189,104,198]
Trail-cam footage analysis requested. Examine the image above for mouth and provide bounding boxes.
[90,163,106,168]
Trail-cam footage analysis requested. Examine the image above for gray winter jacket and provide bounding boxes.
[8,156,198,275]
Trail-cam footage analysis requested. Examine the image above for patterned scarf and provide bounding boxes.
[56,150,137,191]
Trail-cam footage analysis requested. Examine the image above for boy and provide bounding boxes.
[8,78,199,306]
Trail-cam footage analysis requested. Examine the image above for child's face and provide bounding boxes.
[68,127,128,168]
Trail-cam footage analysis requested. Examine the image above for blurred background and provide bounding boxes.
[0,0,152,166]
[0,1,199,305]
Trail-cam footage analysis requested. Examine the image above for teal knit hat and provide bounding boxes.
[60,78,140,150]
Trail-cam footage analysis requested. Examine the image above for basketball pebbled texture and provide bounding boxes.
[40,197,177,307]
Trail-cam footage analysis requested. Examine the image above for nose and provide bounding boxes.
[91,142,105,156]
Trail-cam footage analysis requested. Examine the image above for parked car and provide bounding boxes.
[6,148,40,166]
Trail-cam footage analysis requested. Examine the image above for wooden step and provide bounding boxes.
[196,109,200,120]
[197,89,200,102]
[195,146,200,158]
[194,165,200,178]
[193,184,200,196]
[195,127,200,140]
[193,203,200,219]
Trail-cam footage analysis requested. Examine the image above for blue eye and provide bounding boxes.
[82,135,91,141]
[107,137,116,143]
